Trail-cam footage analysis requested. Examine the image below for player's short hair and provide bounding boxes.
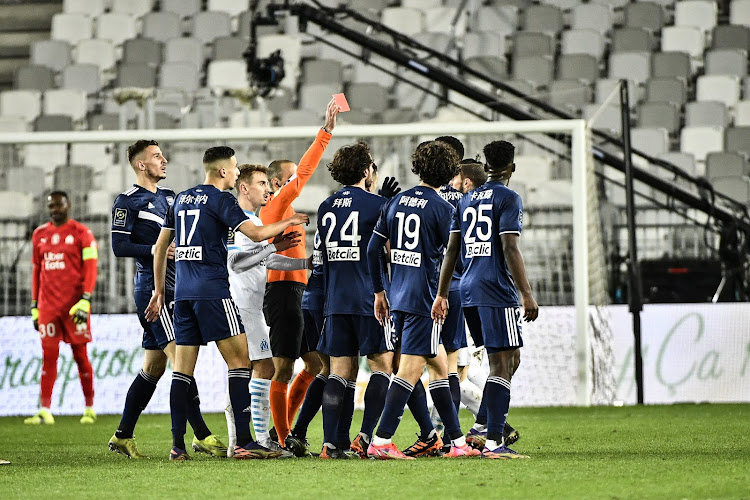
[203,146,235,166]
[267,159,294,181]
[459,159,488,188]
[48,190,69,201]
[237,163,268,185]
[483,140,515,171]
[411,140,459,188]
[328,142,372,186]
[435,135,465,160]
[126,140,159,166]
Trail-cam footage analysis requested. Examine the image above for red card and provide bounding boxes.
[332,93,350,112]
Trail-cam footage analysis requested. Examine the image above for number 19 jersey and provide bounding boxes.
[451,180,523,308]
[373,186,455,316]
[164,184,249,301]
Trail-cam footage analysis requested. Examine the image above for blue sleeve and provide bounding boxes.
[219,193,250,231]
[450,202,461,233]
[439,206,454,247]
[372,199,390,240]
[367,231,388,294]
[112,231,152,258]
[498,191,523,234]
[163,202,175,230]
[111,196,152,257]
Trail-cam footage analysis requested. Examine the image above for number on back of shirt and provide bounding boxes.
[321,211,361,261]
[463,204,492,257]
[177,209,200,245]
[390,212,422,267]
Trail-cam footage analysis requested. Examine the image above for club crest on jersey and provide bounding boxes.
[175,246,203,261]
[65,235,74,245]
[113,208,127,227]
[52,234,60,245]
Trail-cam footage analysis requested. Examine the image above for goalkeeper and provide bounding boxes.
[26,191,98,426]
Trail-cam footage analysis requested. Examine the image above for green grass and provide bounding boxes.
[1,405,749,499]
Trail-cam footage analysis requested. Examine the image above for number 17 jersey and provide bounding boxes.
[451,180,523,308]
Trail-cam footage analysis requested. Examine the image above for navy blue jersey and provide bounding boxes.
[301,229,323,311]
[373,186,455,316]
[164,185,249,301]
[451,180,523,307]
[439,184,464,290]
[111,184,176,291]
[318,186,385,316]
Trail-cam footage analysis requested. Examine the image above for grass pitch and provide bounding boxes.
[1,404,748,499]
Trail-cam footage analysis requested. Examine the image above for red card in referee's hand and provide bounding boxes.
[332,93,350,112]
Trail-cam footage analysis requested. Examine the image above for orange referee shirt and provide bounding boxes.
[259,128,331,285]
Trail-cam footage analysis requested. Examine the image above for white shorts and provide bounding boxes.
[238,308,272,361]
[457,346,471,367]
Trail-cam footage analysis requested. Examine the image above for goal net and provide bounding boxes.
[0,118,615,407]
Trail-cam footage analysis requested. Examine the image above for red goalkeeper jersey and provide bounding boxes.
[32,219,98,313]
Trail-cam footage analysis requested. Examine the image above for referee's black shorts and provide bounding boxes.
[263,281,312,359]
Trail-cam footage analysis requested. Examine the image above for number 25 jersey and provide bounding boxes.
[451,180,523,308]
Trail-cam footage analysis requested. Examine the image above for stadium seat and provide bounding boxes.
[675,0,718,34]
[63,0,106,16]
[512,32,554,58]
[712,25,750,51]
[164,37,204,68]
[43,89,87,123]
[87,190,115,217]
[206,60,247,91]
[638,102,680,134]
[351,58,397,87]
[6,167,45,198]
[572,3,613,36]
[14,65,55,92]
[0,191,34,220]
[302,59,343,86]
[661,26,705,61]
[95,14,138,47]
[735,101,750,126]
[595,78,640,108]
[116,64,157,88]
[23,144,67,170]
[645,78,687,107]
[213,36,247,61]
[463,31,506,59]
[54,165,94,194]
[347,83,389,114]
[609,52,651,85]
[51,13,93,45]
[402,0,443,9]
[513,56,554,88]
[34,115,74,132]
[680,126,725,162]
[685,101,729,127]
[229,109,273,128]
[697,75,741,108]
[162,0,201,19]
[706,152,748,179]
[413,32,458,58]
[725,126,750,157]
[192,12,233,45]
[88,113,121,130]
[557,54,599,83]
[512,156,554,186]
[464,56,508,81]
[159,62,200,92]
[264,89,294,116]
[123,39,163,67]
[70,143,113,173]
[75,39,116,74]
[652,52,692,81]
[382,8,424,35]
[299,83,340,113]
[30,40,72,72]
[0,90,42,123]
[111,0,154,17]
[0,116,29,132]
[624,2,664,33]
[279,109,320,127]
[705,49,748,77]
[142,12,182,43]
[583,103,621,134]
[62,64,102,95]
[539,0,581,10]
[590,0,630,7]
[526,180,573,208]
[712,176,750,203]
[612,28,654,53]
[730,0,750,27]
[657,152,697,176]
[424,7,467,35]
[561,29,605,60]
[523,4,564,36]
[631,127,670,157]
[475,6,519,37]
[208,0,250,18]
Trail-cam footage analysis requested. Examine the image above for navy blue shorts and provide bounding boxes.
[303,307,323,355]
[441,289,468,352]
[135,289,175,350]
[174,297,245,346]
[393,312,441,358]
[318,314,393,357]
[463,306,523,353]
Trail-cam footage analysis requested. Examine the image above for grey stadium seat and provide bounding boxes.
[523,5,564,36]
[213,37,248,61]
[711,25,750,51]
[159,62,200,93]
[88,113,121,130]
[557,54,599,83]
[513,32,554,58]
[652,52,691,81]
[62,64,102,95]
[609,52,651,85]
[645,78,687,107]
[637,102,680,135]
[302,59,343,86]
[123,38,163,67]
[571,3,613,36]
[464,32,506,59]
[513,55,554,87]
[142,12,181,43]
[34,115,74,132]
[705,49,748,77]
[116,63,157,88]
[165,37,205,69]
[712,177,750,204]
[192,12,232,45]
[625,2,664,33]
[612,27,654,53]
[14,65,55,91]
[475,6,520,37]
[631,127,669,157]
[30,40,72,72]
[657,152,697,176]
[583,104,621,134]
[465,56,508,81]
[347,82,389,114]
[706,152,748,180]
[560,29,605,60]
[162,0,201,19]
[54,165,94,195]
[685,101,729,127]
[548,79,592,115]
[725,126,750,157]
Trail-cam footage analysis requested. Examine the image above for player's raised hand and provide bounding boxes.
[166,241,176,260]
[431,295,449,324]
[522,293,538,322]
[273,231,302,252]
[373,291,390,326]
[378,177,401,199]
[290,213,309,226]
[144,293,164,323]
[323,97,340,133]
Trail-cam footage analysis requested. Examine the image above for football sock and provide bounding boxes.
[448,372,461,412]
[429,379,463,441]
[485,376,511,443]
[406,381,434,440]
[321,374,347,448]
[170,372,192,450]
[375,377,413,440]
[186,376,211,440]
[250,378,272,443]
[337,380,356,448]
[40,342,60,409]
[269,381,289,443]
[71,343,94,407]
[228,368,253,446]
[292,373,327,437]
[485,439,500,450]
[460,377,483,417]
[286,369,315,427]
[475,385,488,426]
[116,369,159,439]
[359,370,390,439]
